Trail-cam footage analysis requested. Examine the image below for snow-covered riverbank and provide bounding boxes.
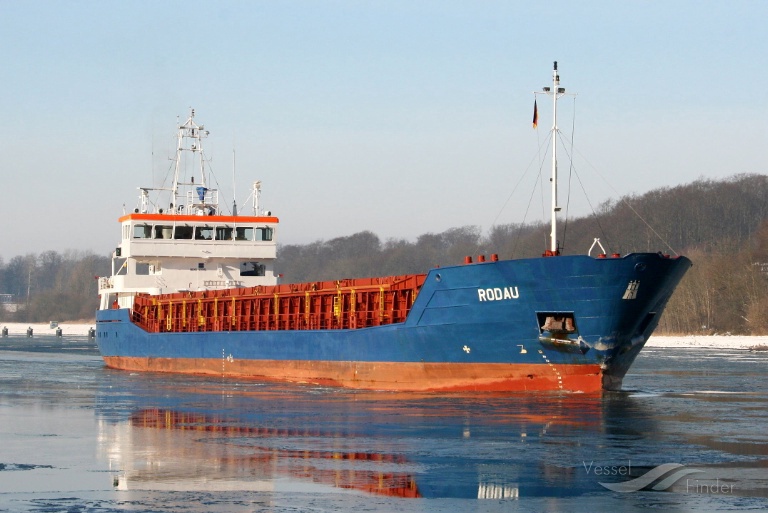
[1,322,94,337]
[1,322,767,351]
[645,335,768,350]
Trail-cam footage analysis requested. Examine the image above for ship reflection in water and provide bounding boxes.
[107,408,421,498]
[95,374,605,502]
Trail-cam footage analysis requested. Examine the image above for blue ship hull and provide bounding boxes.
[96,253,691,391]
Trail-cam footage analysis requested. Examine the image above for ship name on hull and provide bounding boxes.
[204,280,243,287]
[477,286,519,302]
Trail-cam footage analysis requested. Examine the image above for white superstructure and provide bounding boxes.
[98,110,278,310]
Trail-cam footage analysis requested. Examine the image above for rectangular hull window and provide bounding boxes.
[240,262,266,277]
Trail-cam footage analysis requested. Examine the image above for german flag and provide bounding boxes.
[532,99,538,129]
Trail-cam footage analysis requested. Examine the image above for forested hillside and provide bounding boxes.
[277,174,768,335]
[2,174,767,334]
[0,251,110,322]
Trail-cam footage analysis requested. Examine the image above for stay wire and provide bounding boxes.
[571,145,680,256]
[561,97,576,252]
[513,135,552,257]
[489,133,552,229]
[556,131,610,250]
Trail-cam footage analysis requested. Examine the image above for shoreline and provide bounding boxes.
[1,322,767,350]
[644,335,768,350]
[1,322,95,337]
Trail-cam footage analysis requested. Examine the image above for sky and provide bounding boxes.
[0,1,766,260]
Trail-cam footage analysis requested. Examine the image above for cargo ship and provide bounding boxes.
[96,63,691,392]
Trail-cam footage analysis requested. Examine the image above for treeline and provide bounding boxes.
[2,174,768,334]
[277,174,768,335]
[0,251,110,322]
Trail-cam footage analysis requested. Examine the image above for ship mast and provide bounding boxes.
[171,108,210,213]
[543,61,566,255]
[136,109,223,216]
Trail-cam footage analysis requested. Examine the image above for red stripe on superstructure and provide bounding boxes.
[102,357,603,393]
[118,213,280,224]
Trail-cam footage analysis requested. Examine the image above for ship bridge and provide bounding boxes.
[98,212,279,311]
[97,109,280,310]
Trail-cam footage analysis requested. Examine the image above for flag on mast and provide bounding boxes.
[532,99,538,129]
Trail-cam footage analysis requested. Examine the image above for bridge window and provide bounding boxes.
[174,226,193,239]
[133,224,152,239]
[154,225,173,239]
[195,226,213,240]
[256,227,274,241]
[114,257,127,276]
[215,226,233,240]
[235,227,253,241]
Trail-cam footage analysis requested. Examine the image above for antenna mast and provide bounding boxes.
[252,181,262,215]
[538,61,568,256]
[171,108,209,211]
[550,62,561,254]
[232,149,237,216]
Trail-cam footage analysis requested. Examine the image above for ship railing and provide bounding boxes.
[183,189,219,215]
[98,277,113,290]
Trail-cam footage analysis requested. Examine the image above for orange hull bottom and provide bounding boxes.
[103,357,604,393]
